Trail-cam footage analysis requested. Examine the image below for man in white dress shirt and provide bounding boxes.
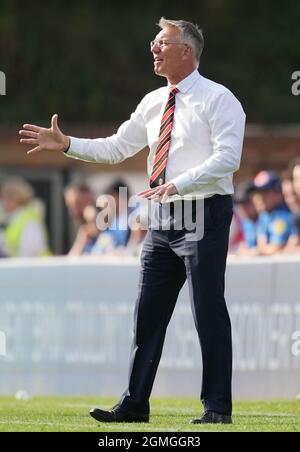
[20,18,246,424]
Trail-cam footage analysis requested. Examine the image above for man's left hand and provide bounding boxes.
[138,182,178,203]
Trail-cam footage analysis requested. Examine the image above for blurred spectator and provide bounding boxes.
[90,179,131,255]
[64,183,95,226]
[280,162,300,253]
[292,156,300,200]
[253,170,293,255]
[281,172,300,214]
[234,181,259,255]
[64,183,95,253]
[291,158,300,241]
[250,190,266,217]
[0,177,50,257]
[68,205,100,256]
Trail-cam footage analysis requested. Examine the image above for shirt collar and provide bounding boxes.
[168,69,200,94]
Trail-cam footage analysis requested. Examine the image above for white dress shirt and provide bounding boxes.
[66,69,246,200]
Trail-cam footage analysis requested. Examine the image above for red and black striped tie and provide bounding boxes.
[149,86,178,188]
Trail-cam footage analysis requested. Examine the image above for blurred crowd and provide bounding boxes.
[229,157,300,256]
[1,157,300,258]
[64,179,147,258]
[0,177,147,258]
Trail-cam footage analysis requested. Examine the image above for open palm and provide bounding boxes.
[19,114,69,155]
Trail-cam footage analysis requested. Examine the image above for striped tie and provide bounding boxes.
[149,86,178,188]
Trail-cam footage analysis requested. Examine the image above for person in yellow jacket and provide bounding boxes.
[0,177,50,257]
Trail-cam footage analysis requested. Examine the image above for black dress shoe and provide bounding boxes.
[89,405,149,423]
[191,411,232,424]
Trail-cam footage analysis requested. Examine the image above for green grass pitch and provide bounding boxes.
[0,397,299,432]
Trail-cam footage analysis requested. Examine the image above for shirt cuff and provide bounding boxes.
[63,136,85,159]
[171,172,193,196]
[63,137,71,154]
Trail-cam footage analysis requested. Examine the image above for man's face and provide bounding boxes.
[64,189,94,223]
[293,165,300,198]
[238,200,258,221]
[151,26,189,78]
[250,192,266,214]
[282,179,299,212]
[1,195,19,214]
[258,189,282,212]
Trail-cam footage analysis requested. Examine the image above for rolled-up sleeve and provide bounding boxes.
[172,90,246,196]
[65,95,149,164]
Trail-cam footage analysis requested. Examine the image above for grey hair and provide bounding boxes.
[1,177,34,206]
[158,17,204,66]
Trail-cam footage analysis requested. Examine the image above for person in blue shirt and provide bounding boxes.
[91,179,131,255]
[234,181,259,254]
[253,171,293,255]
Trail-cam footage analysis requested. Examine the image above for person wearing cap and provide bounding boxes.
[234,181,259,255]
[253,170,293,255]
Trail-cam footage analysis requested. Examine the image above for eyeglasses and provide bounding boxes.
[150,40,188,49]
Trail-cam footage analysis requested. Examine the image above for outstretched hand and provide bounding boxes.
[19,114,70,155]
